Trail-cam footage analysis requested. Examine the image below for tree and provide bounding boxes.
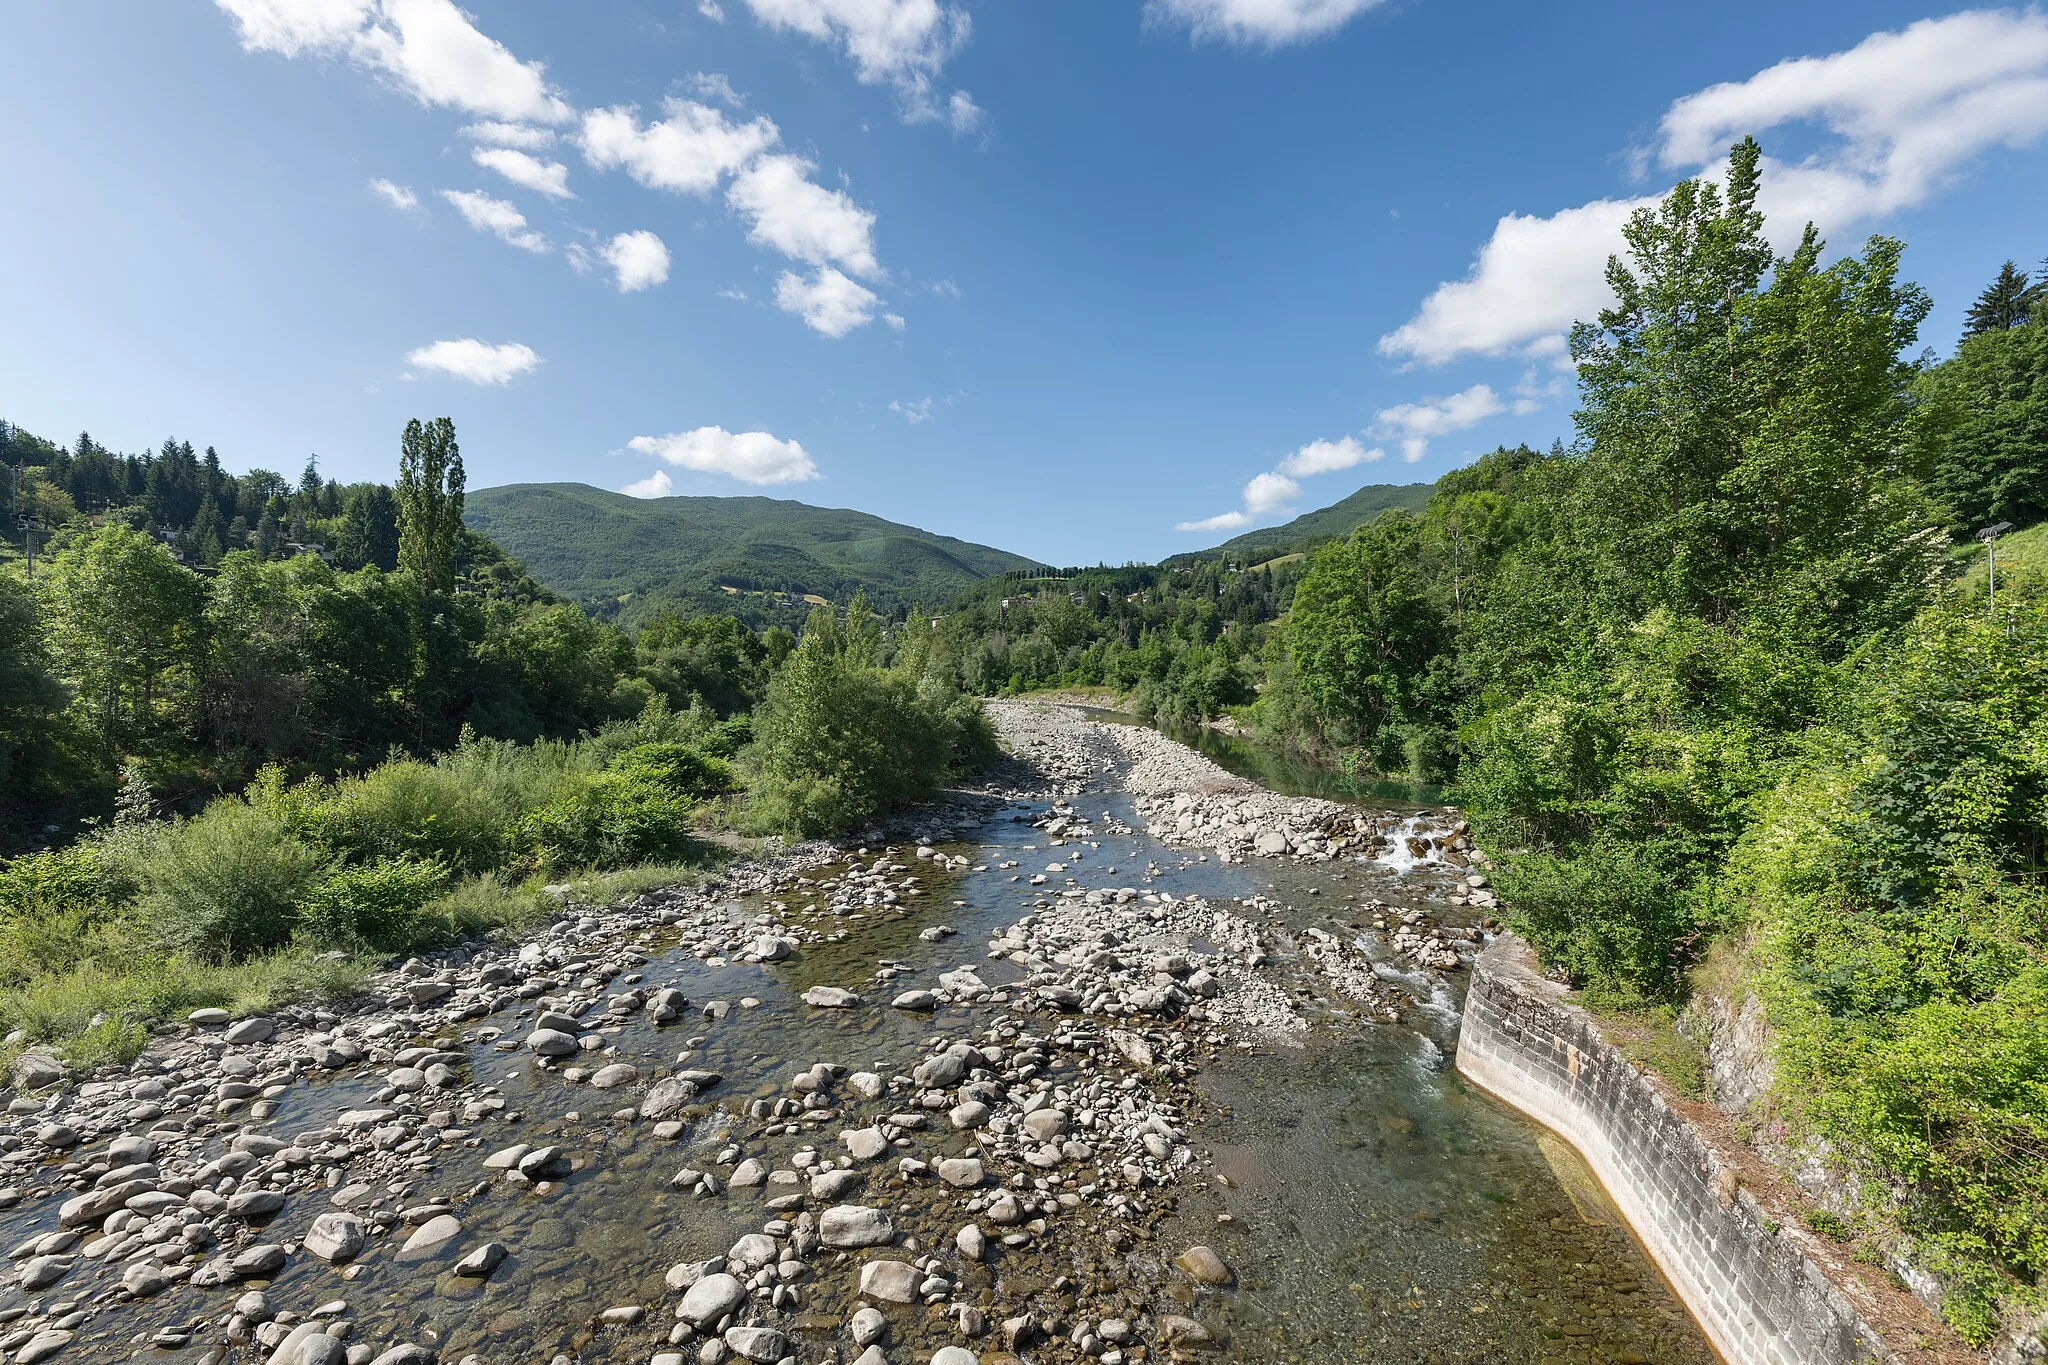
[334,484,400,571]
[0,571,70,799]
[1964,260,2033,337]
[1285,512,1442,755]
[396,417,465,594]
[1571,136,1936,644]
[1923,312,2048,531]
[38,525,204,760]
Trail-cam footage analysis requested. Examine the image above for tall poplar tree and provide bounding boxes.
[396,417,465,594]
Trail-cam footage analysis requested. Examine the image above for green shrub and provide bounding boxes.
[125,799,327,961]
[424,872,554,940]
[297,856,450,949]
[517,767,694,874]
[610,740,734,796]
[311,739,588,873]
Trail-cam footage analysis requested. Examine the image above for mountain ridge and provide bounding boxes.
[463,482,1047,625]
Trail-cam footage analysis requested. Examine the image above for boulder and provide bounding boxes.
[819,1204,895,1248]
[303,1212,364,1264]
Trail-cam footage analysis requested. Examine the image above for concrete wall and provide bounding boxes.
[1457,934,1896,1365]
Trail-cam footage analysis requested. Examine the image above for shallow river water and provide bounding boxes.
[0,737,1716,1365]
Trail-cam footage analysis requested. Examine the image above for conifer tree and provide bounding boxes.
[1964,260,2032,336]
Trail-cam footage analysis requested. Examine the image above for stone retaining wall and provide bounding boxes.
[1457,934,1896,1365]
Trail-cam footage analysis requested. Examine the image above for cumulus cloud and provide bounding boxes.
[1175,509,1251,533]
[601,230,671,292]
[440,188,549,251]
[461,119,556,148]
[1241,471,1301,515]
[580,98,779,196]
[621,469,676,498]
[728,155,881,279]
[628,426,820,484]
[405,337,540,384]
[1374,384,1505,462]
[217,0,574,123]
[1380,10,2048,365]
[471,145,573,198]
[1176,432,1391,533]
[368,176,419,210]
[698,0,726,19]
[1276,435,1380,477]
[741,0,982,130]
[689,72,745,107]
[774,267,882,337]
[1147,0,1387,47]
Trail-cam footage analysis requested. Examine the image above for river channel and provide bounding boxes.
[0,705,1714,1365]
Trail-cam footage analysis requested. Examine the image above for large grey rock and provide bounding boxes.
[228,1189,287,1219]
[1175,1245,1234,1286]
[21,1255,74,1291]
[678,1272,747,1326]
[454,1242,507,1277]
[841,1127,889,1161]
[849,1306,888,1347]
[398,1215,461,1261]
[857,1259,920,1303]
[802,986,860,1008]
[810,1168,864,1200]
[368,1347,437,1365]
[525,1028,578,1057]
[640,1076,700,1119]
[930,1350,980,1365]
[10,1053,68,1091]
[588,1063,638,1090]
[722,1327,788,1363]
[937,1157,984,1188]
[224,1016,275,1045]
[304,1212,365,1264]
[819,1205,895,1248]
[14,1331,73,1365]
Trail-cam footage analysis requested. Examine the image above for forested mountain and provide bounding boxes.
[462,483,1046,628]
[1194,480,1434,562]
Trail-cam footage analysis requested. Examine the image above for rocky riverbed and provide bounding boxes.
[0,702,1715,1365]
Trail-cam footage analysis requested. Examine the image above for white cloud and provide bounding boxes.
[884,312,906,331]
[216,0,372,56]
[927,278,961,298]
[1175,509,1251,533]
[580,98,779,196]
[471,146,573,198]
[742,0,981,130]
[1276,435,1380,477]
[1378,198,1648,366]
[405,337,540,384]
[1380,10,2048,366]
[698,0,726,19]
[689,72,745,107]
[1242,471,1301,514]
[1374,384,1505,462]
[602,230,671,292]
[461,120,556,148]
[440,188,549,251]
[718,287,750,301]
[729,155,881,277]
[890,396,935,423]
[368,176,419,210]
[774,267,881,337]
[218,0,574,123]
[1148,0,1386,47]
[621,470,676,498]
[628,426,820,484]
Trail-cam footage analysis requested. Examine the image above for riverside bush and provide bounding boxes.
[516,766,695,874]
[741,600,998,837]
[126,799,327,960]
[296,856,451,949]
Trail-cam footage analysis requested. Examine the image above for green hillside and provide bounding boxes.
[1198,481,1434,562]
[464,483,1046,625]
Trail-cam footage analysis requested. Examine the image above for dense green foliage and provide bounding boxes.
[0,419,996,1078]
[461,482,1047,629]
[742,595,999,836]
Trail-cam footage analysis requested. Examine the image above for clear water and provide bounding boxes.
[0,789,1714,1365]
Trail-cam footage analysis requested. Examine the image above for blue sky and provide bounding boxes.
[4,1,2047,565]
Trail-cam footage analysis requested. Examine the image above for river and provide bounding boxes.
[0,703,1713,1365]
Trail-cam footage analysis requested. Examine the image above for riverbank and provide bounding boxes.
[2,701,1713,1365]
